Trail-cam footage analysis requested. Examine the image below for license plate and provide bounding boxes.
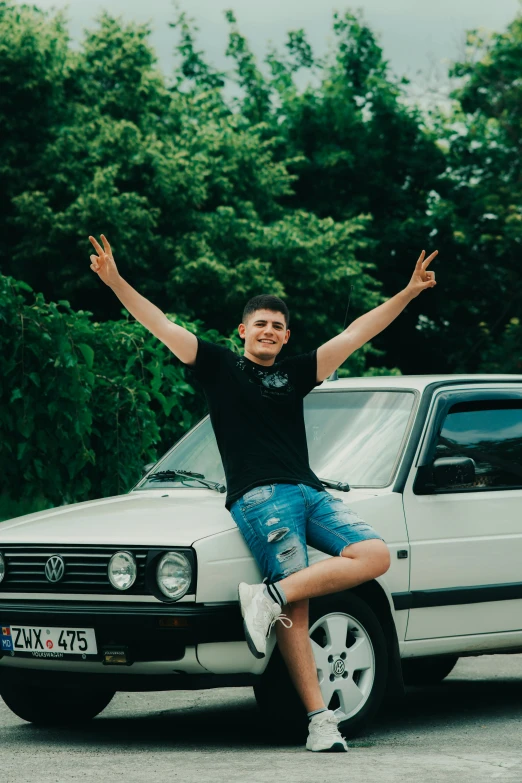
[1,625,97,660]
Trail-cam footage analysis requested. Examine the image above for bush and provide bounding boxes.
[0,274,232,507]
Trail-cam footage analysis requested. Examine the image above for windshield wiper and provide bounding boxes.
[319,477,350,492]
[148,469,344,495]
[147,470,226,494]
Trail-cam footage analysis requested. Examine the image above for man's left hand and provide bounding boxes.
[405,249,438,298]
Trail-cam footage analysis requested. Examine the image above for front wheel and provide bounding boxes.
[0,678,115,725]
[254,592,389,739]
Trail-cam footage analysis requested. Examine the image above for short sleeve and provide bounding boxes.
[283,350,322,397]
[185,337,230,386]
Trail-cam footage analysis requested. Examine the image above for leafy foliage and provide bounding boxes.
[1,1,522,510]
[0,274,228,505]
[425,15,522,371]
[0,2,384,363]
[477,319,522,374]
[213,9,447,372]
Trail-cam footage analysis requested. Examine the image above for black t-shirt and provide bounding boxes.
[187,338,325,509]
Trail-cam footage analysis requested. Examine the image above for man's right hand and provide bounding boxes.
[89,234,121,288]
[89,232,198,365]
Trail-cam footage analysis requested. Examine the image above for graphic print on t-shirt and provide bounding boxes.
[187,338,324,507]
[235,356,295,402]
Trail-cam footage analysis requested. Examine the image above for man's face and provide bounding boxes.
[238,309,290,363]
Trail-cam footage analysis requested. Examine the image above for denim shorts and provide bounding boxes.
[229,483,383,582]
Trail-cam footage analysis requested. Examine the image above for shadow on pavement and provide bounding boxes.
[5,695,276,750]
[4,676,522,749]
[377,677,522,734]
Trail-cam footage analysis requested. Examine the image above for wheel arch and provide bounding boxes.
[346,579,405,702]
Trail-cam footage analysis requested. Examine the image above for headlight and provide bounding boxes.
[0,553,4,584]
[108,551,137,591]
[156,551,191,600]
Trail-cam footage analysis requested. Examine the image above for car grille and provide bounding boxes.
[0,546,148,595]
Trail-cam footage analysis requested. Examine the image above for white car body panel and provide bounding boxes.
[400,629,522,658]
[197,641,275,674]
[0,592,195,603]
[0,647,205,675]
[403,383,522,641]
[0,490,236,547]
[193,491,405,595]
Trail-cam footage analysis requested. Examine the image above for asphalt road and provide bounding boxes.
[2,654,522,783]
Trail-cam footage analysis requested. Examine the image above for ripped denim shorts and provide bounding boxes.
[229,482,383,582]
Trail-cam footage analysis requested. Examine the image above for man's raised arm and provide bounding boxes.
[316,249,438,382]
[89,234,197,366]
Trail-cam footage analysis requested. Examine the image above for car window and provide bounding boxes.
[304,390,415,487]
[135,390,416,491]
[434,400,522,491]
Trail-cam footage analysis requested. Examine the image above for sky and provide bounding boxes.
[32,0,521,86]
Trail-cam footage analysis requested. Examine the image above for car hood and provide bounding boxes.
[0,487,382,547]
[0,489,237,547]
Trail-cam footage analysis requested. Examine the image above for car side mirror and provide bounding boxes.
[142,462,155,476]
[432,457,476,489]
[414,456,476,494]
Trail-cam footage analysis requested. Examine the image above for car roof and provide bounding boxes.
[315,374,522,393]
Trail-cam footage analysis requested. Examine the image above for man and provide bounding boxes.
[89,234,437,751]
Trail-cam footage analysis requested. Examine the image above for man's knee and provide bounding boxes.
[375,544,391,576]
[341,539,391,577]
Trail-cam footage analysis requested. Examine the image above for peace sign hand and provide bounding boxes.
[89,234,121,288]
[406,249,438,298]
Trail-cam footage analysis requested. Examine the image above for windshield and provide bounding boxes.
[134,390,416,491]
[305,390,415,486]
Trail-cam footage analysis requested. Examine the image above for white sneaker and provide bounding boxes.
[238,582,292,658]
[306,710,348,752]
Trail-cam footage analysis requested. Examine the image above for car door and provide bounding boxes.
[402,385,522,640]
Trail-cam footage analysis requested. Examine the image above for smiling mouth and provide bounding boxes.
[259,340,275,344]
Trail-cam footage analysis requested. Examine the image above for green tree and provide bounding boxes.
[424,12,522,372]
[216,9,446,372]
[0,1,69,284]
[0,273,227,506]
[1,3,386,371]
[477,318,522,374]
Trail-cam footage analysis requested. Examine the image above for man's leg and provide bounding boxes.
[273,543,388,753]
[277,539,390,604]
[273,540,389,712]
[238,491,390,658]
[276,598,348,752]
[275,598,325,713]
[235,488,388,751]
[233,484,388,670]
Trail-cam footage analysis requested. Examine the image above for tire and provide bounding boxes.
[0,678,115,725]
[401,655,459,686]
[254,592,389,739]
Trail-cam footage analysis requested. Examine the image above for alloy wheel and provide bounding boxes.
[309,611,375,721]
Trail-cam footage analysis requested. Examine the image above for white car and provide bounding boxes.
[1,374,522,736]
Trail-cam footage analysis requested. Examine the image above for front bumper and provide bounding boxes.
[0,599,244,665]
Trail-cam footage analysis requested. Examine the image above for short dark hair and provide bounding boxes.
[242,295,290,327]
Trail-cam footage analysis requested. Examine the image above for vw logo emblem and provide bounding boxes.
[333,658,345,677]
[45,555,65,583]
